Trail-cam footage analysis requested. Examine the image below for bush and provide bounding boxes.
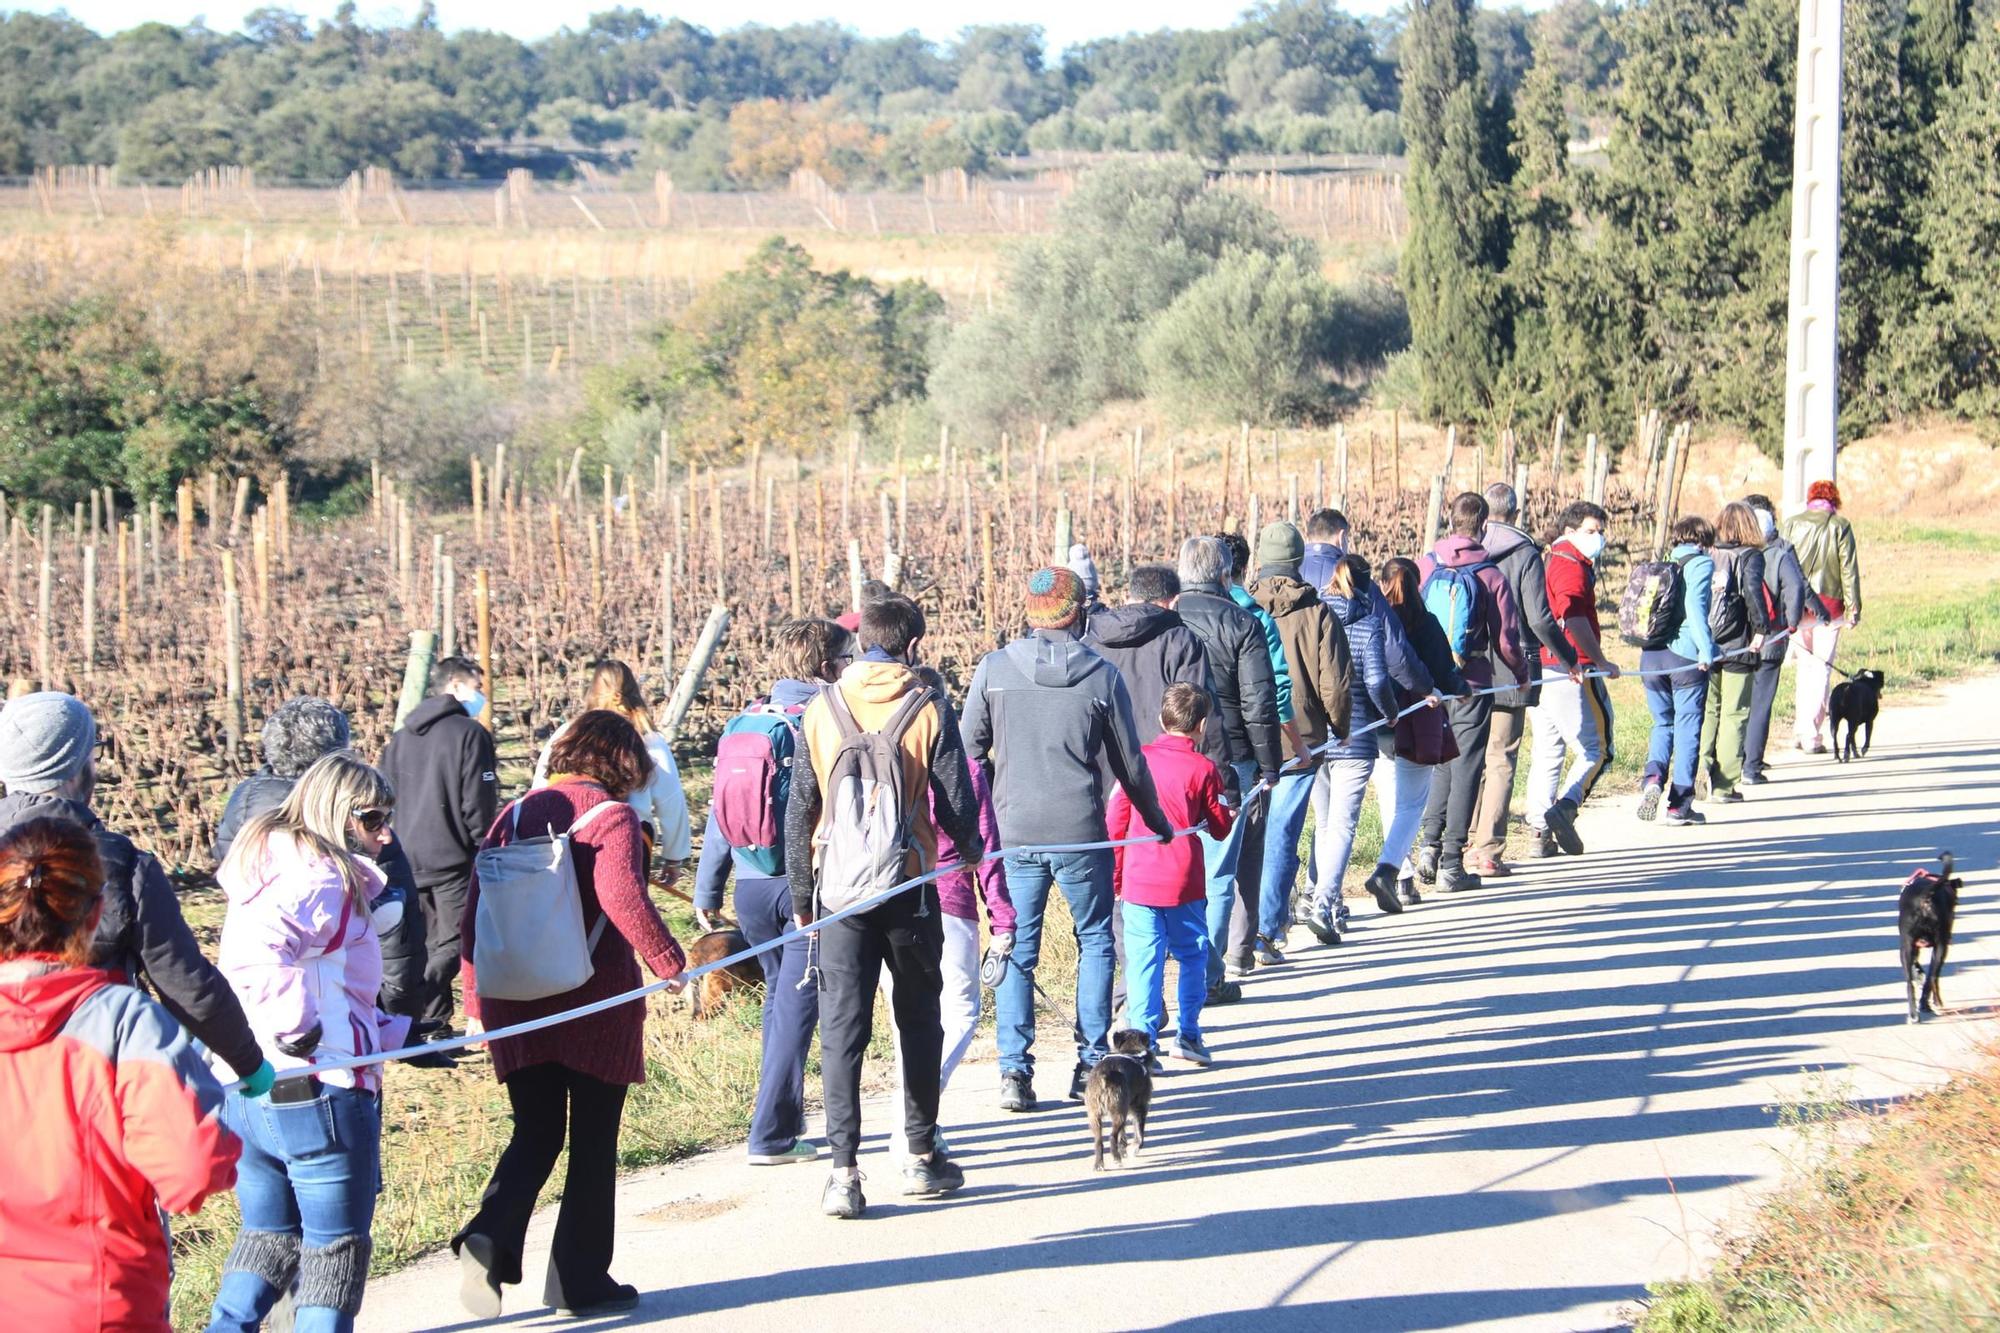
[1141,249,1339,423]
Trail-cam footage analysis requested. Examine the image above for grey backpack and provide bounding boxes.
[812,685,934,913]
[471,796,619,1002]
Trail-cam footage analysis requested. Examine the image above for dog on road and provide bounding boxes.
[1085,1030,1154,1171]
[1898,852,1961,1024]
[1828,668,1885,762]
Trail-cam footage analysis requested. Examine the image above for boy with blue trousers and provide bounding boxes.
[962,567,1174,1113]
[1110,684,1233,1066]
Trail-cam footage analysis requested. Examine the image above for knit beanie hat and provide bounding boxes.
[1256,521,1305,571]
[1024,566,1085,630]
[0,692,97,795]
[1066,544,1101,601]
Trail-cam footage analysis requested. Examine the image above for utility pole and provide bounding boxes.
[1781,0,1843,514]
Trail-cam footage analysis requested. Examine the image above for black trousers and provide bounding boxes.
[458,1062,629,1303]
[1743,657,1784,779]
[1421,695,1494,867]
[418,875,471,1026]
[818,883,945,1169]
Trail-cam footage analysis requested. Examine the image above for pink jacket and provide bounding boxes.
[218,831,411,1092]
[930,760,1015,933]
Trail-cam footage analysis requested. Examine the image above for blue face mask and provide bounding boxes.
[461,689,487,719]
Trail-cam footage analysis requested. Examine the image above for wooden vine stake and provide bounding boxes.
[661,604,731,741]
[81,546,96,679]
[221,550,246,763]
[475,568,493,733]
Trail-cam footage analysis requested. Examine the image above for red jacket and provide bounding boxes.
[0,960,239,1331]
[1108,734,1232,908]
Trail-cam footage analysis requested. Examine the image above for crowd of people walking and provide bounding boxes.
[0,478,1861,1328]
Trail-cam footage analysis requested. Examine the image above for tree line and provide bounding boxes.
[0,1,1622,184]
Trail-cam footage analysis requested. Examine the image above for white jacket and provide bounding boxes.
[534,722,691,863]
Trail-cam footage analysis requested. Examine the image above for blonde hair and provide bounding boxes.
[583,660,653,734]
[224,750,394,916]
[1715,501,1765,548]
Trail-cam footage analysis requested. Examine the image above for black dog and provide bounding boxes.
[1084,1030,1154,1171]
[1898,852,1961,1024]
[1828,668,1885,762]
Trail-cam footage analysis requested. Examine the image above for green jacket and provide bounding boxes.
[1228,582,1294,725]
[1784,509,1861,619]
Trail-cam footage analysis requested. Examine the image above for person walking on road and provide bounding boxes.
[379,656,499,1035]
[1525,503,1618,858]
[1470,484,1580,877]
[1299,508,1351,592]
[1697,503,1772,803]
[1248,522,1353,953]
[1640,516,1719,826]
[209,752,412,1333]
[1740,494,1820,784]
[1173,537,1282,1006]
[1303,554,1436,945]
[1784,480,1862,754]
[456,713,688,1318]
[1085,563,1213,747]
[0,691,273,1097]
[1379,558,1465,905]
[534,661,692,886]
[963,568,1172,1113]
[0,815,242,1330]
[786,596,985,1218]
[694,618,851,1167]
[1414,494,1527,893]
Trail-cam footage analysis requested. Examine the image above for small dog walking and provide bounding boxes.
[1898,852,1961,1024]
[1085,1030,1154,1171]
[685,928,764,1018]
[1828,668,1886,762]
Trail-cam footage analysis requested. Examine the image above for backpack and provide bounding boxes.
[1619,553,1696,649]
[811,684,935,914]
[1708,547,1749,644]
[711,701,806,877]
[471,797,621,1002]
[1421,561,1492,660]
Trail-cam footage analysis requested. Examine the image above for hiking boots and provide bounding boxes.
[1398,878,1422,906]
[1437,865,1483,894]
[1206,979,1244,1005]
[1365,863,1403,915]
[1413,844,1441,885]
[1637,780,1663,822]
[1526,829,1559,859]
[900,1151,965,1197]
[822,1170,867,1219]
[1544,798,1584,855]
[998,1071,1035,1113]
[1305,906,1341,946]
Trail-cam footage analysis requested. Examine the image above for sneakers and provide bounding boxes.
[1413,844,1441,885]
[1742,771,1770,786]
[1206,979,1244,1005]
[1526,829,1558,859]
[1305,906,1341,946]
[1254,937,1287,967]
[1467,856,1512,878]
[900,1151,966,1196]
[1174,1033,1213,1066]
[1141,1046,1165,1075]
[1714,789,1744,803]
[1637,780,1663,822]
[456,1232,502,1319]
[1398,877,1422,906]
[1365,863,1403,915]
[1225,957,1254,979]
[1067,1063,1089,1102]
[1543,798,1584,855]
[1663,804,1706,826]
[747,1141,819,1166]
[822,1170,867,1219]
[1334,900,1351,930]
[1437,865,1482,894]
[999,1071,1035,1113]
[546,1277,639,1317]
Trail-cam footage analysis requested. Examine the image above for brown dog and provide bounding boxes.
[684,929,764,1018]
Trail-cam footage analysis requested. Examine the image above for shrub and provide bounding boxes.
[1141,249,1339,423]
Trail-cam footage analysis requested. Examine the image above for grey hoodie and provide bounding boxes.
[961,629,1173,847]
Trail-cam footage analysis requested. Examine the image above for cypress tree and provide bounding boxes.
[1901,0,1974,127]
[1918,13,2000,429]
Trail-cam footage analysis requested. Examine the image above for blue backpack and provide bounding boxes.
[1422,561,1493,661]
[711,701,805,877]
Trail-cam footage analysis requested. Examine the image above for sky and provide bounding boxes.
[24,1,1453,55]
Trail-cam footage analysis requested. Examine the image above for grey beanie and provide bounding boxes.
[1067,543,1101,600]
[262,697,353,779]
[0,692,97,795]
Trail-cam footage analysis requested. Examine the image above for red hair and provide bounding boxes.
[1807,480,1842,508]
[0,817,106,966]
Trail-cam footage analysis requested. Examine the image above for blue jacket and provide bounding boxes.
[1666,543,1718,663]
[693,677,823,911]
[1326,584,1434,762]
[1300,541,1343,596]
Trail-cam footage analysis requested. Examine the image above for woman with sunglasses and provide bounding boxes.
[208,751,410,1333]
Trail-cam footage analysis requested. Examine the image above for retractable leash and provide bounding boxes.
[235,629,1795,1093]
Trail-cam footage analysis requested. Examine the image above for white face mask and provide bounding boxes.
[1571,530,1606,562]
[1755,508,1778,539]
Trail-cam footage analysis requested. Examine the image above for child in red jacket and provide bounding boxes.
[1108,684,1233,1065]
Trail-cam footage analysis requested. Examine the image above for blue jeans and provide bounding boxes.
[998,847,1114,1078]
[1122,900,1210,1044]
[1259,769,1318,938]
[1308,754,1376,917]
[208,1085,382,1333]
[1642,651,1710,807]
[1203,761,1259,987]
[737,875,818,1156]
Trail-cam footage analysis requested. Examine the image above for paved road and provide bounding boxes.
[364,674,2000,1333]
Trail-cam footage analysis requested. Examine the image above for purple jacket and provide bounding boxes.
[1417,534,1526,690]
[930,760,1015,932]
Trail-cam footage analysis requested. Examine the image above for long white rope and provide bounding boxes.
[242,626,1795,1090]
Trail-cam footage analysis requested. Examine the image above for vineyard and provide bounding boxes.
[0,409,1694,876]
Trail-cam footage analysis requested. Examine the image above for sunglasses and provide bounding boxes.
[352,808,394,833]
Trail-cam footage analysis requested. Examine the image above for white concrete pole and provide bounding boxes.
[1781,0,1843,513]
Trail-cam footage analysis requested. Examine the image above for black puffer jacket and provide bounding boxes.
[1482,521,1576,709]
[212,770,428,1019]
[1085,603,1214,745]
[1174,581,1284,784]
[379,695,499,889]
[0,791,264,1079]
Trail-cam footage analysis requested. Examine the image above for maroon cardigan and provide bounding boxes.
[462,779,686,1086]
